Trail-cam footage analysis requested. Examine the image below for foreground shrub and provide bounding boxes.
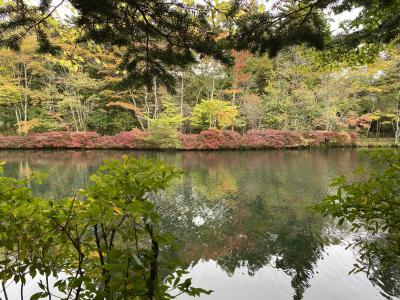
[314,150,400,299]
[0,157,210,299]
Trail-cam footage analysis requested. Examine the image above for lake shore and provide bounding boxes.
[356,137,397,148]
[0,129,360,150]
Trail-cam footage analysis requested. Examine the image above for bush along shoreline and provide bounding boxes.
[0,129,359,150]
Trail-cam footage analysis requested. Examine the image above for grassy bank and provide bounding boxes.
[357,138,397,148]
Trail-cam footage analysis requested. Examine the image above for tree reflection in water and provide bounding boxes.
[158,152,330,300]
[0,149,398,299]
[355,235,400,299]
[315,150,400,300]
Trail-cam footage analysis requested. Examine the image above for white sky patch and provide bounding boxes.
[28,0,362,35]
[326,7,362,34]
[54,1,76,20]
[260,0,362,34]
[27,0,76,20]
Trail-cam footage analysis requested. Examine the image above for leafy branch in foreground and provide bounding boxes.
[0,157,211,299]
[314,150,400,299]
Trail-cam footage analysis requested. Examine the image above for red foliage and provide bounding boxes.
[349,132,359,141]
[179,134,202,150]
[0,129,357,150]
[243,130,306,149]
[0,129,152,149]
[180,129,241,150]
[303,131,357,147]
[200,129,242,149]
[94,130,152,149]
[232,50,250,84]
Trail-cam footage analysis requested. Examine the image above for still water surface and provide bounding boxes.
[0,149,397,300]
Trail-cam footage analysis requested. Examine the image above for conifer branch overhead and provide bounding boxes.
[0,0,399,88]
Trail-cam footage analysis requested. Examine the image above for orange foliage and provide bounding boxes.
[231,50,250,84]
[106,101,144,116]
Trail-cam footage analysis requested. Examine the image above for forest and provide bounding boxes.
[0,0,400,299]
[0,22,399,148]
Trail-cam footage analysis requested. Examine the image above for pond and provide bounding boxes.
[0,149,398,300]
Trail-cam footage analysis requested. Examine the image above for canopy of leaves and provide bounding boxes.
[234,0,400,60]
[0,0,235,88]
[190,98,239,129]
[147,102,185,148]
[1,0,400,88]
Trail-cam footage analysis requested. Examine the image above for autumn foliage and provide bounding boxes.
[0,129,357,150]
[180,129,242,150]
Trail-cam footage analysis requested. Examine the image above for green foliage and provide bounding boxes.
[0,74,20,104]
[314,149,400,298]
[0,156,211,299]
[3,0,399,89]
[0,0,233,89]
[315,149,400,237]
[0,15,399,139]
[235,1,331,57]
[235,0,400,62]
[147,102,185,149]
[88,110,139,135]
[190,99,239,130]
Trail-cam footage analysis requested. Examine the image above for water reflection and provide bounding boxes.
[158,151,344,300]
[0,149,398,299]
[350,233,400,299]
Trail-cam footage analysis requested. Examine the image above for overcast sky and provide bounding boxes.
[329,8,362,34]
[34,0,362,35]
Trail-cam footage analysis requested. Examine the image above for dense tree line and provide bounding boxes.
[0,0,399,144]
[0,30,399,143]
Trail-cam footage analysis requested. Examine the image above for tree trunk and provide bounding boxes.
[395,95,400,146]
[23,63,28,122]
[15,107,23,134]
[210,76,215,99]
[2,280,9,300]
[153,77,158,119]
[69,105,79,132]
[129,90,146,130]
[144,86,150,121]
[145,222,159,300]
[180,74,184,132]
